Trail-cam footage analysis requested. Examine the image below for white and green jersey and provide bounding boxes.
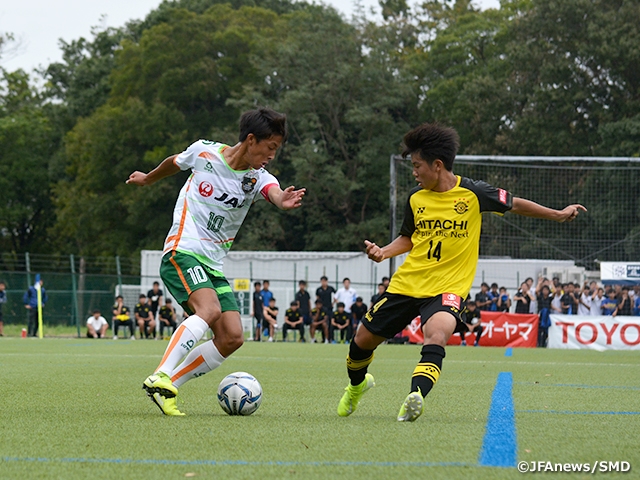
[163,140,279,273]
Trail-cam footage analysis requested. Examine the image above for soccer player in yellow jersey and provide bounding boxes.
[337,123,586,422]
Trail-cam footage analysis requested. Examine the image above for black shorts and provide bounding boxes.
[361,292,466,339]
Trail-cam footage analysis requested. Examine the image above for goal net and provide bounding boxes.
[390,155,640,269]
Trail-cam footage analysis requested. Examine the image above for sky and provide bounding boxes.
[1,0,501,73]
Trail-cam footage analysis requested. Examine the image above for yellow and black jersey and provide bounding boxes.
[159,305,174,320]
[332,311,350,325]
[285,308,302,323]
[135,303,152,320]
[113,305,130,321]
[311,307,327,322]
[388,176,512,299]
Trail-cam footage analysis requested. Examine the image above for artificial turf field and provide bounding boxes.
[1,338,639,480]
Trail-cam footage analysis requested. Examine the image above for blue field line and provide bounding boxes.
[515,382,640,390]
[478,372,517,468]
[1,456,478,468]
[517,410,640,415]
[504,348,512,357]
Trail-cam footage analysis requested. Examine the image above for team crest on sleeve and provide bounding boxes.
[453,198,469,214]
[241,173,258,193]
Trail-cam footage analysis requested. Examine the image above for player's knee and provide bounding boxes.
[223,332,244,353]
[197,305,222,326]
[423,332,448,347]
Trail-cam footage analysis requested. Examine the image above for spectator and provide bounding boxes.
[618,287,632,316]
[295,280,312,326]
[252,281,264,341]
[577,284,592,316]
[283,301,305,342]
[381,277,390,290]
[147,281,164,323]
[474,282,491,311]
[331,302,350,344]
[24,277,47,337]
[551,277,561,294]
[370,283,386,306]
[551,287,563,314]
[0,281,6,337]
[601,289,618,316]
[497,286,511,312]
[86,310,109,338]
[525,277,537,313]
[488,283,499,312]
[112,295,135,340]
[135,294,156,339]
[262,297,279,342]
[513,282,532,314]
[261,280,273,306]
[460,300,483,347]
[560,283,578,315]
[316,276,335,313]
[537,285,552,347]
[335,277,357,315]
[310,299,329,343]
[350,297,368,340]
[634,287,640,316]
[591,287,605,316]
[159,299,177,337]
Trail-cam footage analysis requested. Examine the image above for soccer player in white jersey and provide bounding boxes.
[127,108,305,415]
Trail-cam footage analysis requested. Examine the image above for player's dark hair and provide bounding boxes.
[93,309,100,314]
[343,277,350,283]
[115,295,123,300]
[290,301,298,306]
[139,294,146,299]
[166,299,172,303]
[254,281,261,287]
[356,297,363,302]
[270,297,276,302]
[299,280,306,286]
[481,282,489,289]
[320,276,328,281]
[263,280,270,285]
[491,283,498,289]
[315,299,323,304]
[337,302,345,308]
[401,123,459,171]
[239,108,287,142]
[153,281,159,286]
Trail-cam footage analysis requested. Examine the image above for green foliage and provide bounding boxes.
[0,69,57,253]
[1,0,639,259]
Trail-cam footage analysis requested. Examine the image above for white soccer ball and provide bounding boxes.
[217,372,263,416]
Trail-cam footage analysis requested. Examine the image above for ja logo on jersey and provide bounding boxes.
[199,182,214,197]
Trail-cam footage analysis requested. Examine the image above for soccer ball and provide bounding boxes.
[217,372,263,416]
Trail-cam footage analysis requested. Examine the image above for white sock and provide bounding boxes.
[170,340,225,388]
[155,315,209,376]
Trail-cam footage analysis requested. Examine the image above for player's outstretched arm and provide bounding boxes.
[511,198,587,223]
[268,185,306,210]
[126,154,181,186]
[364,236,413,263]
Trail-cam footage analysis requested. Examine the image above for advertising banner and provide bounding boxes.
[548,314,640,350]
[402,312,538,347]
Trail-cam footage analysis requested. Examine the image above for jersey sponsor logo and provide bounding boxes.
[416,219,468,230]
[213,192,246,208]
[498,188,508,204]
[442,293,461,309]
[204,162,213,172]
[454,198,469,214]
[199,182,214,197]
[417,207,425,214]
[242,174,258,193]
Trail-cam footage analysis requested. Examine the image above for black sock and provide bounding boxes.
[346,340,374,386]
[411,344,445,397]
[475,326,483,344]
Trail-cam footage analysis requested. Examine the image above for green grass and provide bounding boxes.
[1,339,639,479]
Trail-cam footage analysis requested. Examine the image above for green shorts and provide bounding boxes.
[160,251,239,315]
